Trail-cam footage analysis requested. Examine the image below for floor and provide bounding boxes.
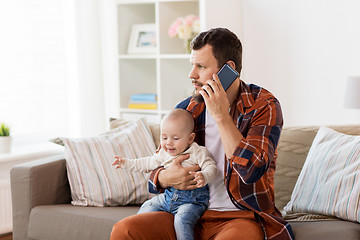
[0,233,12,240]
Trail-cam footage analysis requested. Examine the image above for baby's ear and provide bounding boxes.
[189,132,196,143]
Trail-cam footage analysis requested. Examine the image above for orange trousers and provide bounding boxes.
[110,210,264,240]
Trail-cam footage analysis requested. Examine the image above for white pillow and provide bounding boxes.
[284,126,360,222]
[62,118,156,207]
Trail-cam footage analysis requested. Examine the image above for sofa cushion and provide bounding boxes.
[284,126,360,222]
[110,119,160,147]
[62,118,156,207]
[28,205,140,240]
[290,220,360,240]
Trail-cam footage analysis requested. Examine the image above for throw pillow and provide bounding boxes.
[62,118,156,207]
[283,126,360,223]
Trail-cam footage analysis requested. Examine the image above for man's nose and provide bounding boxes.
[189,67,198,80]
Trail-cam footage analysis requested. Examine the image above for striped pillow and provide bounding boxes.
[62,118,156,207]
[284,126,360,222]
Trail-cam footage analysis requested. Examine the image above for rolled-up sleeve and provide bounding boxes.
[148,166,165,194]
[229,98,283,184]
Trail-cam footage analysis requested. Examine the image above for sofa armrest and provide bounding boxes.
[10,155,71,240]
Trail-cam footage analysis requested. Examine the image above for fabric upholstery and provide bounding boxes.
[110,119,160,147]
[62,118,156,206]
[290,220,360,240]
[275,125,360,211]
[284,126,360,222]
[28,205,140,240]
[10,156,70,240]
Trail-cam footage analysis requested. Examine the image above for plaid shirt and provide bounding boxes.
[149,81,294,240]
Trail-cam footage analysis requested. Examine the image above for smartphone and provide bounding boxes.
[216,63,239,91]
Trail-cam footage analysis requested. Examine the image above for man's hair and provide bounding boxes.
[190,28,242,74]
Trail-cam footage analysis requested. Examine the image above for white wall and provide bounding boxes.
[241,0,360,126]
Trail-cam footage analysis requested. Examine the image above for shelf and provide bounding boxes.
[116,0,155,4]
[160,54,190,59]
[118,54,157,59]
[116,0,198,4]
[159,0,198,2]
[120,108,159,114]
[119,54,190,59]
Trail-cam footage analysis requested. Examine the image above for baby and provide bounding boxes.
[112,109,217,240]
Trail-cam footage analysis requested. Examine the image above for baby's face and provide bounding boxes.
[160,119,194,156]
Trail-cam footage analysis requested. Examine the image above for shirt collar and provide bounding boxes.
[186,98,205,119]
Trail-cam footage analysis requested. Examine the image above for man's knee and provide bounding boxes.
[110,217,135,240]
[110,212,176,240]
[216,218,264,240]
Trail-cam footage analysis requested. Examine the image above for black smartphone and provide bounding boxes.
[216,63,239,91]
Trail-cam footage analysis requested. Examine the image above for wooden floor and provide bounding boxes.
[0,233,12,240]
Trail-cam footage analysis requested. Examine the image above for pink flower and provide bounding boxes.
[168,15,200,40]
[184,15,199,26]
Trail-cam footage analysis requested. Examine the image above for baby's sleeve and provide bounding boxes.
[196,147,217,185]
[123,155,161,173]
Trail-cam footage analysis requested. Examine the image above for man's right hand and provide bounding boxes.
[158,154,200,190]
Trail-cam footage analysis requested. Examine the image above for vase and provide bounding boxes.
[184,38,191,54]
[0,136,12,153]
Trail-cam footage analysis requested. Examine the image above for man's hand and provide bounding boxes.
[199,73,231,122]
[158,154,200,190]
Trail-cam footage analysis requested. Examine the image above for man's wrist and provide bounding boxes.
[157,168,168,188]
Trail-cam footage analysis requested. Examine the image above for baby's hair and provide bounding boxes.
[161,109,194,133]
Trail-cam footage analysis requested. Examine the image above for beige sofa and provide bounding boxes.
[10,124,360,240]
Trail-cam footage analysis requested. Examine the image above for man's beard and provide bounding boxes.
[191,79,204,103]
[192,91,204,103]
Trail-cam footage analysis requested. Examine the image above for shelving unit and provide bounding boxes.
[115,0,199,122]
[102,0,242,123]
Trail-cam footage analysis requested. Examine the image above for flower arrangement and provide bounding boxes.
[168,15,200,53]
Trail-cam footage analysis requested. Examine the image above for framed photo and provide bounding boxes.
[128,24,157,54]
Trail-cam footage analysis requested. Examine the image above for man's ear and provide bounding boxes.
[189,132,196,143]
[226,60,236,70]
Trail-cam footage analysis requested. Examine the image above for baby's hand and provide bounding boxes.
[112,156,125,169]
[194,172,205,188]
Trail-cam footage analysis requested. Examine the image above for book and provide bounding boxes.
[130,93,157,102]
[128,100,157,110]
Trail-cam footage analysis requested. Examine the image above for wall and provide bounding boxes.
[241,0,360,126]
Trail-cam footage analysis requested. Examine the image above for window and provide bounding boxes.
[0,0,69,140]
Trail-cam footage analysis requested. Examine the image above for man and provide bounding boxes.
[110,28,294,240]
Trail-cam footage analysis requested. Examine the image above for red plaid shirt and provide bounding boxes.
[149,81,294,240]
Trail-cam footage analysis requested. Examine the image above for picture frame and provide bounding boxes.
[128,24,157,54]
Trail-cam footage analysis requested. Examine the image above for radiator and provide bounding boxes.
[0,179,12,234]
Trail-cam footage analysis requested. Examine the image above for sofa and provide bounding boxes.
[10,123,360,240]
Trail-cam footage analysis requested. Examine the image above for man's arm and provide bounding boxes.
[201,74,282,184]
[228,100,282,184]
[148,154,200,193]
